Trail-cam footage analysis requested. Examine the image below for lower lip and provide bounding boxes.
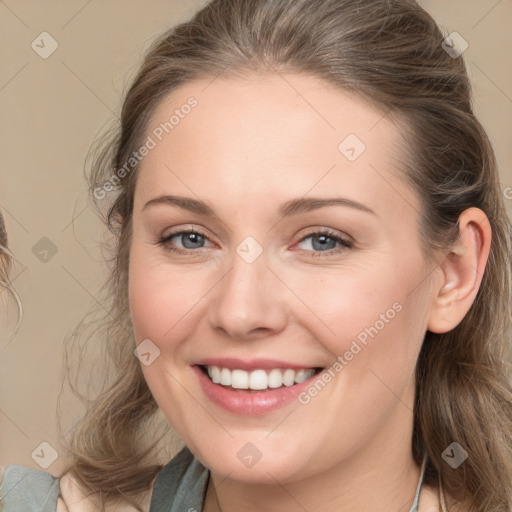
[192,365,321,415]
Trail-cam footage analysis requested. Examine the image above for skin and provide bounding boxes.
[128,72,490,512]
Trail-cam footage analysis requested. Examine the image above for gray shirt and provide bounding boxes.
[1,446,426,511]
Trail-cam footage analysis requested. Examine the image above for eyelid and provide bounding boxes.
[160,223,214,241]
[160,227,215,248]
[157,225,353,257]
[291,227,354,256]
[292,226,354,244]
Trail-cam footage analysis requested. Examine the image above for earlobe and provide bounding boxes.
[427,207,491,334]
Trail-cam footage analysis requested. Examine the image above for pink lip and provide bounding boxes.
[191,364,322,415]
[194,357,318,371]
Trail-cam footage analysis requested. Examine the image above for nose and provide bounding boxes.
[207,250,288,341]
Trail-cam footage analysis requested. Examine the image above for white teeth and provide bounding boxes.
[268,368,283,388]
[231,369,249,389]
[249,369,268,390]
[294,369,310,384]
[283,368,296,387]
[209,366,221,384]
[220,367,231,386]
[205,366,316,390]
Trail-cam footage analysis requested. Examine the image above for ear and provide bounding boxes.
[427,207,492,334]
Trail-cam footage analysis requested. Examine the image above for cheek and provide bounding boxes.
[128,248,216,353]
[287,260,429,372]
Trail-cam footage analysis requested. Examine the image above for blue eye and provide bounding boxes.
[159,230,212,253]
[296,229,353,256]
[157,228,353,257]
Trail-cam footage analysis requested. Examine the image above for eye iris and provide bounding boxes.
[172,232,342,251]
[182,232,204,249]
[312,234,336,251]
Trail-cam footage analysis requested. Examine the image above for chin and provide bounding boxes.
[188,437,323,484]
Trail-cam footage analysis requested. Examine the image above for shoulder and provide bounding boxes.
[1,464,62,511]
[0,464,151,512]
[1,447,207,512]
[57,446,208,512]
[58,468,154,511]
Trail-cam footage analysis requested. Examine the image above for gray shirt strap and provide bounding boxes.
[149,446,209,512]
[409,453,428,512]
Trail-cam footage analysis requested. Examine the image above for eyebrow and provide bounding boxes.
[142,195,377,218]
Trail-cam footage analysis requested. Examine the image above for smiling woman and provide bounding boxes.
[2,0,511,511]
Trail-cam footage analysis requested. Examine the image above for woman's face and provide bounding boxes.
[128,73,438,483]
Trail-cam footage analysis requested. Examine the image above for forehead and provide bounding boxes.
[135,72,418,220]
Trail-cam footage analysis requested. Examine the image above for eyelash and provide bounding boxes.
[157,227,353,258]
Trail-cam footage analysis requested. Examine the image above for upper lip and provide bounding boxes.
[194,357,322,372]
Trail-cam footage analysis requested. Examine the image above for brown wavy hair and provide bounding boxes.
[0,214,22,341]
[59,0,512,510]
[0,214,10,292]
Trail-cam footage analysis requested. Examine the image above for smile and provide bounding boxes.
[202,365,321,391]
[192,360,325,415]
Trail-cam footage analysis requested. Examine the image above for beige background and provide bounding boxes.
[0,0,511,474]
